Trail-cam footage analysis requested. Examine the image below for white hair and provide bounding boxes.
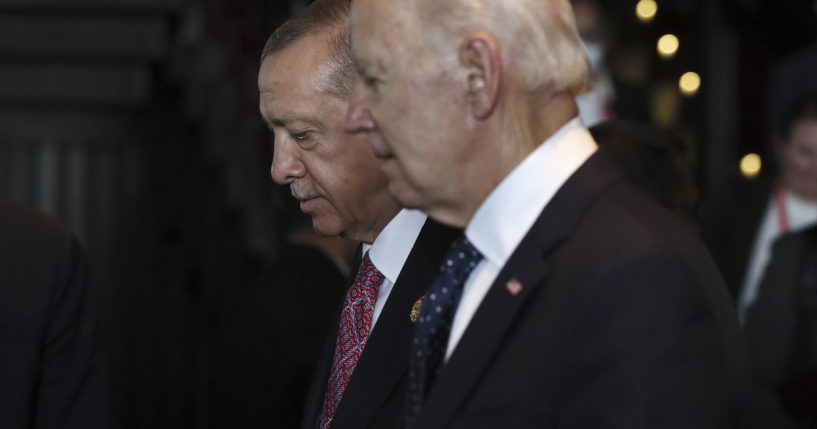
[413,0,593,95]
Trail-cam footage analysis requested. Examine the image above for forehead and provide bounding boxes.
[258,31,342,119]
[350,0,417,58]
[259,31,337,98]
[790,119,817,143]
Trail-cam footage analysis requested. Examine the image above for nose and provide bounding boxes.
[270,138,306,185]
[345,79,375,133]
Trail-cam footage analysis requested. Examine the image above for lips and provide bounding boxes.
[367,135,394,160]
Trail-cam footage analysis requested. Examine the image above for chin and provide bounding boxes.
[386,180,421,208]
[310,217,346,238]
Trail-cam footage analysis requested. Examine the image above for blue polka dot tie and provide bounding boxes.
[405,234,484,427]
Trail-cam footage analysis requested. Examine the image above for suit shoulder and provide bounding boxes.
[0,201,82,294]
[0,200,72,246]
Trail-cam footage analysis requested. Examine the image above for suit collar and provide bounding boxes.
[307,219,460,429]
[367,209,427,285]
[466,117,597,268]
[416,150,624,429]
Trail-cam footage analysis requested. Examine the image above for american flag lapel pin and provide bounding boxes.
[506,278,523,296]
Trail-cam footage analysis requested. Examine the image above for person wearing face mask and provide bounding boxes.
[725,95,817,429]
[703,95,817,320]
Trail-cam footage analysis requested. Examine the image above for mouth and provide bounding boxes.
[373,151,395,161]
[367,135,395,160]
[299,198,320,212]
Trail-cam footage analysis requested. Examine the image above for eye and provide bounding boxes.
[289,129,319,150]
[363,76,380,92]
[289,130,312,143]
[290,130,312,142]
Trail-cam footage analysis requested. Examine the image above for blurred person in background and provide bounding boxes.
[767,0,817,143]
[0,200,108,429]
[208,187,348,428]
[572,0,616,127]
[703,95,817,317]
[743,221,817,429]
[257,0,458,427]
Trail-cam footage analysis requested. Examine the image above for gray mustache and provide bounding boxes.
[290,182,318,200]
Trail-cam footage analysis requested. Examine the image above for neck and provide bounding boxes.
[441,90,579,227]
[345,203,402,244]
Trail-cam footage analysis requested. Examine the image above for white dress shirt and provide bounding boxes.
[362,208,428,327]
[445,117,598,359]
[737,188,817,321]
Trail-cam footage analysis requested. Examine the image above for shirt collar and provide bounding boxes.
[363,208,427,283]
[465,117,598,267]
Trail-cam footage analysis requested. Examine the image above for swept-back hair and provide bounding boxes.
[261,0,355,99]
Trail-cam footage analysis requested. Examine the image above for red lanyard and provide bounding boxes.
[774,184,790,233]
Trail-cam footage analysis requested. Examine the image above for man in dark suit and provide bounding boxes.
[257,1,458,427]
[0,200,108,428]
[744,224,817,428]
[345,0,748,427]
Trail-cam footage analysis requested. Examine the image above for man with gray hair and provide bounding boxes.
[345,0,748,427]
[258,0,458,428]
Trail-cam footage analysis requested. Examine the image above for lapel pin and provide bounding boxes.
[410,295,425,323]
[506,278,523,296]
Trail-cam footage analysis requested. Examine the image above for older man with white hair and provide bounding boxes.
[346,0,748,427]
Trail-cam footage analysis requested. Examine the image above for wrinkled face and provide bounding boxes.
[346,0,472,221]
[781,119,817,201]
[259,31,396,240]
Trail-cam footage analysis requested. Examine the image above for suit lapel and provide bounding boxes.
[301,298,344,429]
[330,219,460,428]
[416,151,624,429]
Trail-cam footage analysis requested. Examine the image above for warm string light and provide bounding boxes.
[740,153,763,178]
[657,34,679,59]
[679,71,701,96]
[636,0,658,23]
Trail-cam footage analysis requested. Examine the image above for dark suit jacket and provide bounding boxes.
[701,178,774,299]
[413,152,747,428]
[209,243,347,428]
[744,224,817,429]
[0,201,108,428]
[301,218,459,429]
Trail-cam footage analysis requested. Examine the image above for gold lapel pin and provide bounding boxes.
[410,295,425,323]
[506,278,523,296]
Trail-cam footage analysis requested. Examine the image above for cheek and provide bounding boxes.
[785,154,815,175]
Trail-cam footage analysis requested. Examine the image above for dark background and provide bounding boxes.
[0,0,814,427]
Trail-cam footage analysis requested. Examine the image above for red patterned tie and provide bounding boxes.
[319,251,384,428]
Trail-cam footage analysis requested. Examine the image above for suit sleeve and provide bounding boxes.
[556,251,742,429]
[35,234,109,429]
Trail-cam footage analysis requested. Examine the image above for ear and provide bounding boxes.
[458,32,502,120]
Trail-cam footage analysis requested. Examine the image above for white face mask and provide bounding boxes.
[583,42,605,70]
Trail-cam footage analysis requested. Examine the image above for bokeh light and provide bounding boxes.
[657,34,679,59]
[636,0,658,23]
[740,153,763,179]
[679,72,701,96]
